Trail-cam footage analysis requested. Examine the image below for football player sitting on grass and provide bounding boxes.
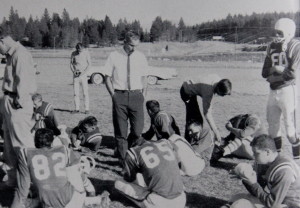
[70,116,103,152]
[11,128,110,208]
[31,93,60,135]
[224,134,300,208]
[114,137,186,208]
[142,100,181,141]
[211,114,266,162]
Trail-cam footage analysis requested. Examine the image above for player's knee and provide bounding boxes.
[183,157,205,176]
[231,199,256,208]
[286,128,296,142]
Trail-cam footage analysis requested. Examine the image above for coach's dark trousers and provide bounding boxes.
[180,86,203,143]
[112,90,144,162]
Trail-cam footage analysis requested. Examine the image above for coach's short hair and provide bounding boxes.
[34,128,54,148]
[146,100,160,113]
[250,134,277,152]
[124,30,139,45]
[216,79,232,96]
[32,93,43,101]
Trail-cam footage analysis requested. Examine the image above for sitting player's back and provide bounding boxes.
[128,139,184,199]
[17,145,78,208]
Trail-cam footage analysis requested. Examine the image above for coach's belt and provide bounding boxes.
[3,91,17,96]
[114,89,142,93]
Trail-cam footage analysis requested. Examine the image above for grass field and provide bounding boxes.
[0,41,297,208]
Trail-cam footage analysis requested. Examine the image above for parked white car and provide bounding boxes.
[87,66,178,85]
[0,57,39,79]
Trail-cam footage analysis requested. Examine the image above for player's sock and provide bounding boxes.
[292,138,300,160]
[274,137,282,152]
[223,139,242,156]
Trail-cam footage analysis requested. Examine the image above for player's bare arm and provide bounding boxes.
[104,75,114,97]
[206,111,221,141]
[142,76,148,97]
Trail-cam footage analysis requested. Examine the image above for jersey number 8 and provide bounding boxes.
[31,153,66,180]
[140,142,175,169]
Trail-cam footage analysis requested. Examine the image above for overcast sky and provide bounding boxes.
[0,0,298,30]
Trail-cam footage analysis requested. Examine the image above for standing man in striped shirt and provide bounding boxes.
[262,18,300,162]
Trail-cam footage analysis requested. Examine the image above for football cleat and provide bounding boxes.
[210,145,224,164]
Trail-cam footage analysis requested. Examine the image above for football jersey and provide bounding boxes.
[20,146,79,208]
[245,155,300,208]
[34,101,58,130]
[125,139,183,199]
[72,126,102,151]
[143,110,181,140]
[262,38,300,90]
[229,114,266,138]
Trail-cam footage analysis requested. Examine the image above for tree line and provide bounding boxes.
[0,6,299,48]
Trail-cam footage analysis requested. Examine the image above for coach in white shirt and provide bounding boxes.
[104,30,149,165]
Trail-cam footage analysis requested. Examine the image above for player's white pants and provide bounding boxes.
[169,134,205,176]
[230,137,254,160]
[267,85,297,143]
[1,95,35,186]
[115,179,186,208]
[73,75,89,111]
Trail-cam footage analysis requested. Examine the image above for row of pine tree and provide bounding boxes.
[1,7,298,48]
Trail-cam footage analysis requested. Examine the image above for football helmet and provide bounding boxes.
[274,18,296,43]
[80,156,96,174]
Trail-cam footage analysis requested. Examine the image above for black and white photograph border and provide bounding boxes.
[0,0,299,207]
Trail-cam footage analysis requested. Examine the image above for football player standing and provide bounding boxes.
[262,18,300,162]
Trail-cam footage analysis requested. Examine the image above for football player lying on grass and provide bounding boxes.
[223,135,300,208]
[70,116,103,152]
[11,128,110,208]
[186,121,215,166]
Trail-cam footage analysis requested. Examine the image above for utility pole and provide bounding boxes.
[235,26,238,62]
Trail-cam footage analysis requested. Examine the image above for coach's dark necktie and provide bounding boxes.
[127,52,132,90]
